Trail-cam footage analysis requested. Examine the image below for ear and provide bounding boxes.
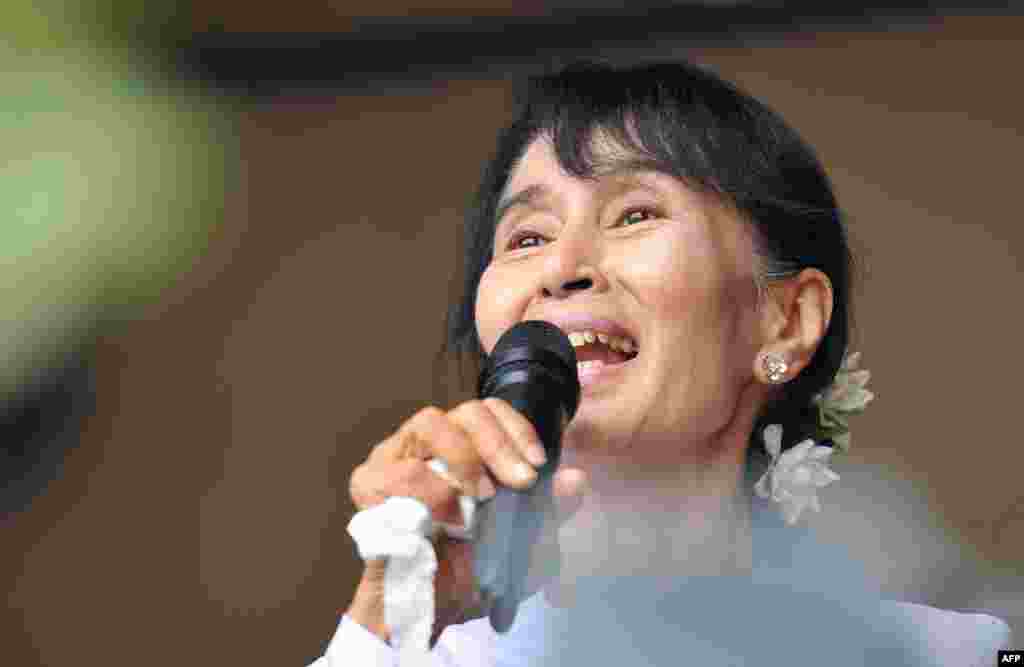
[756,268,833,382]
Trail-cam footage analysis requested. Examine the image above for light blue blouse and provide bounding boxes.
[312,498,1011,666]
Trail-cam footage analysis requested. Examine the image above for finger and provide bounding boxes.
[481,397,548,468]
[350,458,464,524]
[396,406,485,495]
[366,406,448,464]
[552,466,588,498]
[551,466,588,521]
[449,400,538,491]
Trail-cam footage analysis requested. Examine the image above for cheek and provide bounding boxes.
[474,264,526,354]
[629,224,722,315]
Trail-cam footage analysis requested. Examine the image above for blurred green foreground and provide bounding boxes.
[2,0,235,402]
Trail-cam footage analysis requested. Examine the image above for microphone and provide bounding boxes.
[473,320,580,633]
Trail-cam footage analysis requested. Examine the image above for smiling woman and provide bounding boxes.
[309,61,1011,666]
[464,62,845,479]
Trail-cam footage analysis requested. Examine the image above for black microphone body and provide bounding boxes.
[473,321,579,633]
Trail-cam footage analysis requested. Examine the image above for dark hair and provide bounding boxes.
[439,60,856,476]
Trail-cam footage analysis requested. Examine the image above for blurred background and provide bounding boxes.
[2,1,1023,664]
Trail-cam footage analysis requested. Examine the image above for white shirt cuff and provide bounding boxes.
[318,615,398,667]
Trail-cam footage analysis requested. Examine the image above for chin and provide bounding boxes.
[561,417,634,461]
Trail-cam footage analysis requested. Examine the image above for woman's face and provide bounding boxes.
[475,134,765,466]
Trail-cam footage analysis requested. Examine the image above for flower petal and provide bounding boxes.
[778,439,816,468]
[806,445,834,462]
[811,466,840,486]
[773,484,792,502]
[820,409,847,430]
[754,471,772,499]
[781,497,807,525]
[762,424,782,459]
[847,369,871,388]
[836,386,873,411]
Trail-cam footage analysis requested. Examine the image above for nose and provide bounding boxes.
[539,229,608,299]
[544,276,593,298]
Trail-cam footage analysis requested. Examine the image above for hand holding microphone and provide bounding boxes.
[473,320,581,632]
[345,321,585,643]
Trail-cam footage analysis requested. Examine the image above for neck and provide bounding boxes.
[545,447,753,607]
[543,378,767,607]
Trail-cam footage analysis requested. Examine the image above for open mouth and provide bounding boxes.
[567,330,639,373]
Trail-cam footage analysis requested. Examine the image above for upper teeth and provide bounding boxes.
[567,330,636,355]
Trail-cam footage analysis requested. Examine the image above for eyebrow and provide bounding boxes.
[494,184,549,227]
[493,158,677,231]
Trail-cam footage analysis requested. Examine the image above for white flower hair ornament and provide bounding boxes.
[754,424,840,525]
[811,351,874,453]
[755,351,875,525]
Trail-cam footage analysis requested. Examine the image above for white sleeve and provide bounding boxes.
[306,615,495,667]
[306,616,396,667]
[883,601,1013,667]
[960,612,1013,667]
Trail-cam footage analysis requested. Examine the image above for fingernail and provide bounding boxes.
[525,442,547,467]
[477,475,496,500]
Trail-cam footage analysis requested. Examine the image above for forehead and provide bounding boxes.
[505,131,649,190]
[499,132,709,224]
[506,137,559,186]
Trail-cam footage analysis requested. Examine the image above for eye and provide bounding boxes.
[506,230,547,250]
[619,207,660,226]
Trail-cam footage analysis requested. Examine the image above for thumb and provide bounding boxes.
[551,466,588,522]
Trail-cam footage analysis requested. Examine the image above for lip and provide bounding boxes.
[526,313,640,394]
[576,356,638,393]
[534,313,639,348]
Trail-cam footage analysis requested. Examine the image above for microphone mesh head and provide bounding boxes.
[491,320,576,371]
[483,320,579,421]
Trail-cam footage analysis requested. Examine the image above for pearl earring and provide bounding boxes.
[761,353,789,384]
